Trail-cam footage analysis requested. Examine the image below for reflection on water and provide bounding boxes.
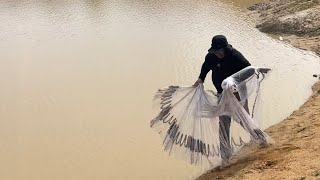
[0,0,319,180]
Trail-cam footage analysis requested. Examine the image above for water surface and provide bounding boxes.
[0,0,319,180]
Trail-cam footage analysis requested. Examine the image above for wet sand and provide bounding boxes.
[196,1,320,179]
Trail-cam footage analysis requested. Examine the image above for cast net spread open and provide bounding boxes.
[150,66,270,167]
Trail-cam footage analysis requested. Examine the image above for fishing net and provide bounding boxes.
[150,66,271,167]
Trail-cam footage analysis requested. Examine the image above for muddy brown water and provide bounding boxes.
[0,0,319,179]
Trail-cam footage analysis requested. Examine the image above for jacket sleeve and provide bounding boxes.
[233,51,251,71]
[198,54,211,82]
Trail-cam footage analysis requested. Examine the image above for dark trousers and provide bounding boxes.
[219,99,249,160]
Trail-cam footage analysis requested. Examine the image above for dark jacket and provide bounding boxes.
[198,46,251,93]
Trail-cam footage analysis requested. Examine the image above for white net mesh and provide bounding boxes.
[150,66,271,167]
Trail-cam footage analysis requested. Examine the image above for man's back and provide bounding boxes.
[199,47,251,93]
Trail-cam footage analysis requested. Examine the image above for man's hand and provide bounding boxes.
[193,78,203,87]
[257,68,271,74]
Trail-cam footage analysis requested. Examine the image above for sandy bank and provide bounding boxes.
[248,0,320,56]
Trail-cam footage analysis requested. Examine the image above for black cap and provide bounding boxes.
[208,35,228,53]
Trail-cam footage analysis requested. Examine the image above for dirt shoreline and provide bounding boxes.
[195,1,320,179]
[248,0,320,56]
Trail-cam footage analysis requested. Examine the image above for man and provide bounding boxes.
[193,35,252,163]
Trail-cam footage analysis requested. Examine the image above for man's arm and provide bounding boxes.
[193,55,211,86]
[198,55,211,82]
[233,50,251,71]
